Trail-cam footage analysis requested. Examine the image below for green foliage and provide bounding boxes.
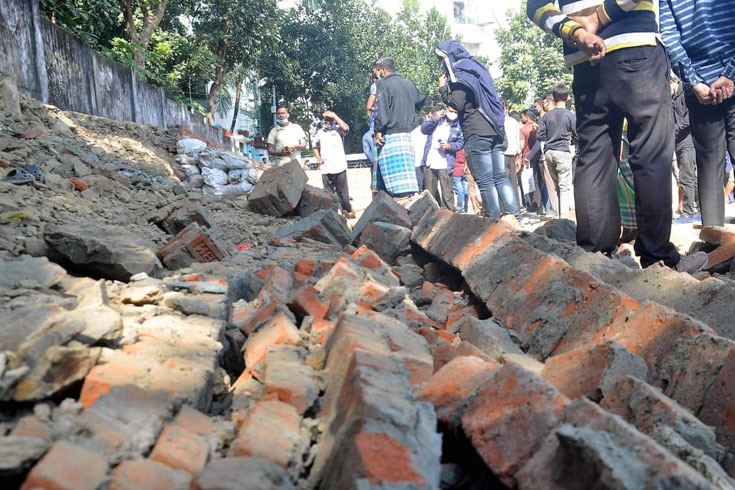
[495,0,572,111]
[257,0,454,153]
[39,0,125,46]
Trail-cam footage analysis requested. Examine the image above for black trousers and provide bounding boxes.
[573,44,679,268]
[415,166,425,191]
[424,167,455,211]
[322,170,352,212]
[686,96,735,226]
[675,145,697,216]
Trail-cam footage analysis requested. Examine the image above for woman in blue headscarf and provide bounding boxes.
[435,40,520,221]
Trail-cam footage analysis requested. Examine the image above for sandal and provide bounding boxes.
[2,168,35,185]
[21,164,44,183]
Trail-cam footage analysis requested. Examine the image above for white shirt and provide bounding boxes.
[267,123,306,165]
[314,127,348,175]
[426,120,451,170]
[411,125,427,168]
[504,116,521,156]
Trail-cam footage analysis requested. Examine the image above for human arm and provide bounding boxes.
[324,111,349,134]
[421,118,438,135]
[569,112,579,148]
[448,128,464,153]
[313,147,322,166]
[659,0,712,104]
[535,117,547,142]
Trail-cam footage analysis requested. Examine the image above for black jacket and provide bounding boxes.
[672,89,694,151]
[374,73,425,136]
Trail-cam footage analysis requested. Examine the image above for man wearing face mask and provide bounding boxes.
[313,110,355,219]
[267,105,307,166]
[373,57,425,197]
[420,105,464,211]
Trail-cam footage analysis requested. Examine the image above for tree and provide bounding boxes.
[495,0,572,111]
[118,0,169,69]
[194,0,278,123]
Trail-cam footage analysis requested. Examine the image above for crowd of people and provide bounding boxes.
[263,0,734,275]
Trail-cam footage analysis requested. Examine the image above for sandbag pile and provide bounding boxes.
[176,138,267,199]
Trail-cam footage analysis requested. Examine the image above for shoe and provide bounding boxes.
[674,251,708,274]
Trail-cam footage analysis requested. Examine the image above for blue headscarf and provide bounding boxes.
[435,40,505,132]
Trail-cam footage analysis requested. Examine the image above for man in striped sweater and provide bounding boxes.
[660,0,735,228]
[527,0,708,273]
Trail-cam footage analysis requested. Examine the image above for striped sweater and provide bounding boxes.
[527,0,659,68]
[660,0,735,87]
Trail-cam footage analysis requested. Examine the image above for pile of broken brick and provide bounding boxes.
[4,154,735,489]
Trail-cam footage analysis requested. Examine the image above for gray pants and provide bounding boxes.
[544,149,574,217]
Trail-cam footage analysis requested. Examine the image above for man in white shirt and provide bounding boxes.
[503,102,523,208]
[313,110,355,219]
[267,105,307,165]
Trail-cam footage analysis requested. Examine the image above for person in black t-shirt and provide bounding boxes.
[536,84,578,218]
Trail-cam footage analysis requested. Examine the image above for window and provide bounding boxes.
[453,0,477,25]
[453,1,465,24]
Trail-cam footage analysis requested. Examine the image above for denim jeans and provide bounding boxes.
[463,134,520,220]
[453,176,468,213]
[362,129,375,165]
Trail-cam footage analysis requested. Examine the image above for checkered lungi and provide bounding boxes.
[377,133,419,196]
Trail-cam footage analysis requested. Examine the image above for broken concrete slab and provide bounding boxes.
[407,190,440,228]
[357,221,411,265]
[248,160,307,217]
[352,191,412,241]
[296,185,340,217]
[272,209,351,248]
[45,223,161,282]
[0,255,66,292]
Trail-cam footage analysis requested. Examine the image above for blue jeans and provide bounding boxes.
[464,134,521,220]
[453,176,468,213]
[362,129,375,165]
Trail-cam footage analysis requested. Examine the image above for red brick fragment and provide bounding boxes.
[700,226,735,245]
[150,425,209,475]
[354,433,426,486]
[244,311,300,369]
[21,441,108,490]
[10,415,52,441]
[707,243,735,268]
[109,459,191,490]
[228,400,300,468]
[289,284,329,320]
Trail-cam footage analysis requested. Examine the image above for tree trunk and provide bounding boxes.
[119,0,168,70]
[207,65,228,125]
[229,81,243,134]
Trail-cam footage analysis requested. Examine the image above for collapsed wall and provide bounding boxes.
[3,76,735,489]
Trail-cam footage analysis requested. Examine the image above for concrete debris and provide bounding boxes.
[248,160,307,217]
[271,209,352,248]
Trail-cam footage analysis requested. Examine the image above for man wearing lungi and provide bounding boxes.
[373,57,426,197]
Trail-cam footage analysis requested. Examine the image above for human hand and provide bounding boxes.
[375,132,385,146]
[323,110,336,119]
[710,76,734,105]
[694,83,714,105]
[439,74,447,87]
[433,110,446,122]
[532,123,539,131]
[440,142,451,151]
[572,28,607,66]
[570,12,601,35]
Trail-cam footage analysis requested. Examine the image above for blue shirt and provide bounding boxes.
[660,0,735,87]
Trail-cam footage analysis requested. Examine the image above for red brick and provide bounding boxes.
[697,349,735,450]
[661,333,735,413]
[23,129,42,139]
[515,399,713,489]
[541,341,648,402]
[150,425,209,475]
[351,245,386,269]
[295,259,316,277]
[79,361,148,409]
[288,284,329,320]
[109,459,191,490]
[460,363,570,487]
[600,375,721,459]
[414,327,460,372]
[426,286,455,324]
[170,406,217,437]
[700,226,735,245]
[445,305,479,333]
[310,317,336,345]
[244,311,300,369]
[68,177,88,191]
[263,347,318,415]
[418,356,500,425]
[158,223,224,269]
[21,441,108,490]
[10,415,52,441]
[707,243,735,268]
[353,433,426,486]
[228,400,301,467]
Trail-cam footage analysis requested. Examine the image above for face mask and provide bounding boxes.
[532,109,540,117]
[446,112,458,121]
[375,71,383,80]
[323,123,333,131]
[277,117,288,125]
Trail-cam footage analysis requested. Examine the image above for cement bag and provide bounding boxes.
[201,184,224,196]
[187,174,204,188]
[247,168,263,184]
[228,168,250,184]
[198,149,228,171]
[223,153,253,170]
[182,165,200,177]
[221,181,253,198]
[201,167,229,187]
[177,138,206,155]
